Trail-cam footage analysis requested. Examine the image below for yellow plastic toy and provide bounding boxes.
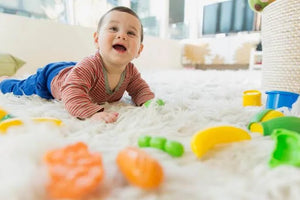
[0,108,8,119]
[0,118,23,133]
[0,117,63,134]
[32,117,63,126]
[191,126,251,158]
[0,107,63,134]
[248,109,284,133]
[243,90,262,106]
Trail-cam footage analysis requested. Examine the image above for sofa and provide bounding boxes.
[181,32,261,70]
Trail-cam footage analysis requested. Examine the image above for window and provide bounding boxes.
[168,0,188,39]
[130,0,163,37]
[202,3,218,35]
[0,0,258,40]
[220,1,233,33]
[0,0,67,21]
[202,0,254,35]
[71,0,109,28]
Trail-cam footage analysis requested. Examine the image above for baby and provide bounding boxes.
[0,6,154,123]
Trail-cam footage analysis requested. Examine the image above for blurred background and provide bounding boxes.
[0,0,261,40]
[0,0,264,75]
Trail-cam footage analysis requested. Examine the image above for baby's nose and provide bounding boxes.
[117,33,127,40]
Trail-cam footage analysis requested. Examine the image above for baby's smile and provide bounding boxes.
[113,44,127,53]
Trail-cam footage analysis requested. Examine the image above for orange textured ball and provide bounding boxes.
[44,142,104,199]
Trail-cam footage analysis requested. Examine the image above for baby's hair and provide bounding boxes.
[97,6,144,42]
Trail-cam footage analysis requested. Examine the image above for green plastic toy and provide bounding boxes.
[248,0,275,12]
[249,116,300,136]
[144,99,165,108]
[0,114,13,122]
[247,109,284,131]
[138,135,151,147]
[138,135,184,157]
[150,137,167,150]
[269,129,300,168]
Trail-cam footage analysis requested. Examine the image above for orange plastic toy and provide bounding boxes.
[116,147,164,189]
[44,142,104,199]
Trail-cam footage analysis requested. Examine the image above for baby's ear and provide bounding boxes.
[93,32,100,49]
[136,43,144,58]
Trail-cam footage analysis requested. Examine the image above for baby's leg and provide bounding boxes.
[0,75,38,96]
[0,76,9,82]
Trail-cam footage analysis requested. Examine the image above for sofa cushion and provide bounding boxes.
[0,53,25,76]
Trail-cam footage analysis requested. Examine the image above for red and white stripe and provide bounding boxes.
[51,51,154,119]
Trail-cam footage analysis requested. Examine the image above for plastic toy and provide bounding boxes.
[44,142,104,199]
[191,126,251,158]
[269,129,300,168]
[138,135,152,147]
[149,136,167,150]
[0,107,7,117]
[292,97,300,114]
[116,147,164,189]
[243,90,262,106]
[32,117,63,126]
[0,118,23,133]
[250,116,300,136]
[138,135,184,157]
[0,114,13,122]
[248,0,276,12]
[0,117,63,133]
[265,90,299,110]
[0,107,14,122]
[248,109,284,132]
[0,107,62,134]
[144,99,165,108]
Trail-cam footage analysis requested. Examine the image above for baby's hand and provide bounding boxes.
[91,111,119,123]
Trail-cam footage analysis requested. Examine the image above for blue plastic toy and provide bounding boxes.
[265,90,299,110]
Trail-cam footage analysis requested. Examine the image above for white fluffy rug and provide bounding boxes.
[1,69,300,200]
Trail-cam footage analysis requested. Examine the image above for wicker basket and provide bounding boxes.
[261,0,300,94]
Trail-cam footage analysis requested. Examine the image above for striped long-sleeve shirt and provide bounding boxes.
[50,51,154,119]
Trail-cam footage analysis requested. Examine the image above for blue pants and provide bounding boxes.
[0,62,76,99]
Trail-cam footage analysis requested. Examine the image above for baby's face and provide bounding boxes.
[95,10,143,68]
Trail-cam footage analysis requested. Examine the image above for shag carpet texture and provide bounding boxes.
[0,69,300,200]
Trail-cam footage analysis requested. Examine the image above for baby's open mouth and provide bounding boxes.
[113,44,127,52]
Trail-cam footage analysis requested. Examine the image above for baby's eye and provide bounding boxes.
[109,27,118,32]
[127,31,136,36]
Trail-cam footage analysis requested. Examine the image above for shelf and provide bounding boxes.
[249,49,263,70]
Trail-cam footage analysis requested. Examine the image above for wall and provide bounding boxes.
[0,13,182,76]
[134,35,182,70]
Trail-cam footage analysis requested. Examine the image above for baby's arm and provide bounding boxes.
[126,65,155,106]
[61,78,103,119]
[60,60,117,122]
